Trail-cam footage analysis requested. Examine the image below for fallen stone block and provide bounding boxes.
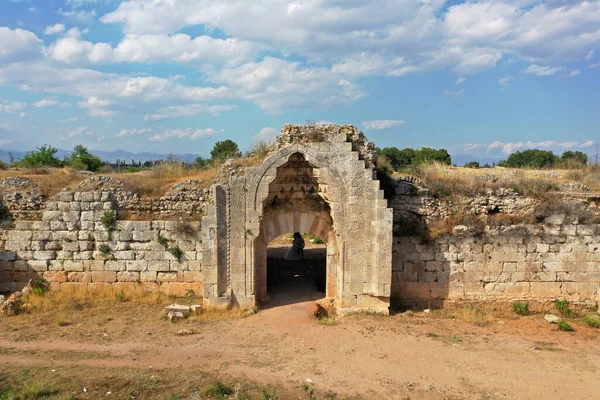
[168,311,184,322]
[190,304,203,315]
[165,303,191,314]
[544,314,562,324]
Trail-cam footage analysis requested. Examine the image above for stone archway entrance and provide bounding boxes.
[253,152,338,303]
[202,125,393,314]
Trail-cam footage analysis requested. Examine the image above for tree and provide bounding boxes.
[194,156,210,169]
[561,151,587,167]
[210,139,240,162]
[379,147,416,169]
[20,144,62,168]
[499,149,558,168]
[67,145,102,172]
[464,161,480,168]
[414,147,452,165]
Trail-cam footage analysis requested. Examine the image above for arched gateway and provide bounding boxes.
[202,125,393,313]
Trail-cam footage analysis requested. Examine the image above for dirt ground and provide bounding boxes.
[1,245,599,399]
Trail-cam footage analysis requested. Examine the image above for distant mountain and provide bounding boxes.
[0,148,202,164]
[451,154,505,167]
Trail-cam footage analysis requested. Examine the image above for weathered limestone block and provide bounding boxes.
[147,261,170,272]
[33,251,56,261]
[530,282,562,297]
[157,272,178,282]
[67,271,91,283]
[104,261,127,271]
[44,270,67,282]
[126,260,148,271]
[133,231,155,241]
[141,271,157,281]
[73,251,94,260]
[91,271,116,283]
[117,271,140,282]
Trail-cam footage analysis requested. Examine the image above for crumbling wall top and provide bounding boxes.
[272,124,376,168]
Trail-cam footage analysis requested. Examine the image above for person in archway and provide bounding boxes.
[284,232,305,261]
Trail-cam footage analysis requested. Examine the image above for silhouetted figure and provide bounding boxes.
[284,232,305,261]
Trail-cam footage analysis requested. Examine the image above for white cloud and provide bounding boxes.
[589,62,600,68]
[67,0,102,8]
[581,140,596,148]
[67,126,94,137]
[19,112,26,118]
[33,97,70,108]
[57,117,78,123]
[485,140,592,154]
[101,0,600,77]
[586,50,595,60]
[114,128,152,137]
[362,120,405,131]
[210,57,365,112]
[461,143,487,152]
[47,33,257,67]
[143,104,237,121]
[568,69,581,77]
[525,64,563,76]
[254,127,278,143]
[0,27,42,63]
[454,77,466,84]
[444,89,465,97]
[57,9,97,24]
[148,128,216,142]
[44,24,66,35]
[499,76,511,85]
[97,135,105,141]
[0,100,27,114]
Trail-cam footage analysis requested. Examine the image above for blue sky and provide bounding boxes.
[0,0,599,159]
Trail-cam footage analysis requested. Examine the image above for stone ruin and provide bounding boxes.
[1,124,600,314]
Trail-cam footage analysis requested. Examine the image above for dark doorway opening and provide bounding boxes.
[264,234,326,309]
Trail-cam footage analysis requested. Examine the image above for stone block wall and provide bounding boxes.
[392,224,600,308]
[0,190,203,295]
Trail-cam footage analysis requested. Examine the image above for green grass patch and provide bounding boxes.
[512,302,529,316]
[168,246,184,261]
[557,321,573,332]
[555,299,574,317]
[584,315,600,328]
[205,381,234,398]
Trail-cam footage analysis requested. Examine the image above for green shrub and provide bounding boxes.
[204,381,233,398]
[0,159,8,170]
[101,211,117,240]
[555,299,573,316]
[114,289,127,303]
[67,145,102,172]
[210,139,240,162]
[260,386,279,400]
[20,144,62,168]
[584,315,600,328]
[168,246,184,261]
[512,302,529,316]
[304,233,323,244]
[557,321,573,332]
[98,244,111,256]
[157,234,170,248]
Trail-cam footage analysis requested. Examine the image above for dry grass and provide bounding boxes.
[110,164,217,198]
[22,285,258,323]
[429,304,511,327]
[400,162,600,198]
[0,165,218,198]
[26,285,170,313]
[0,168,88,196]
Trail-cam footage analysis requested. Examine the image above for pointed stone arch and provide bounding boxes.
[202,128,393,313]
